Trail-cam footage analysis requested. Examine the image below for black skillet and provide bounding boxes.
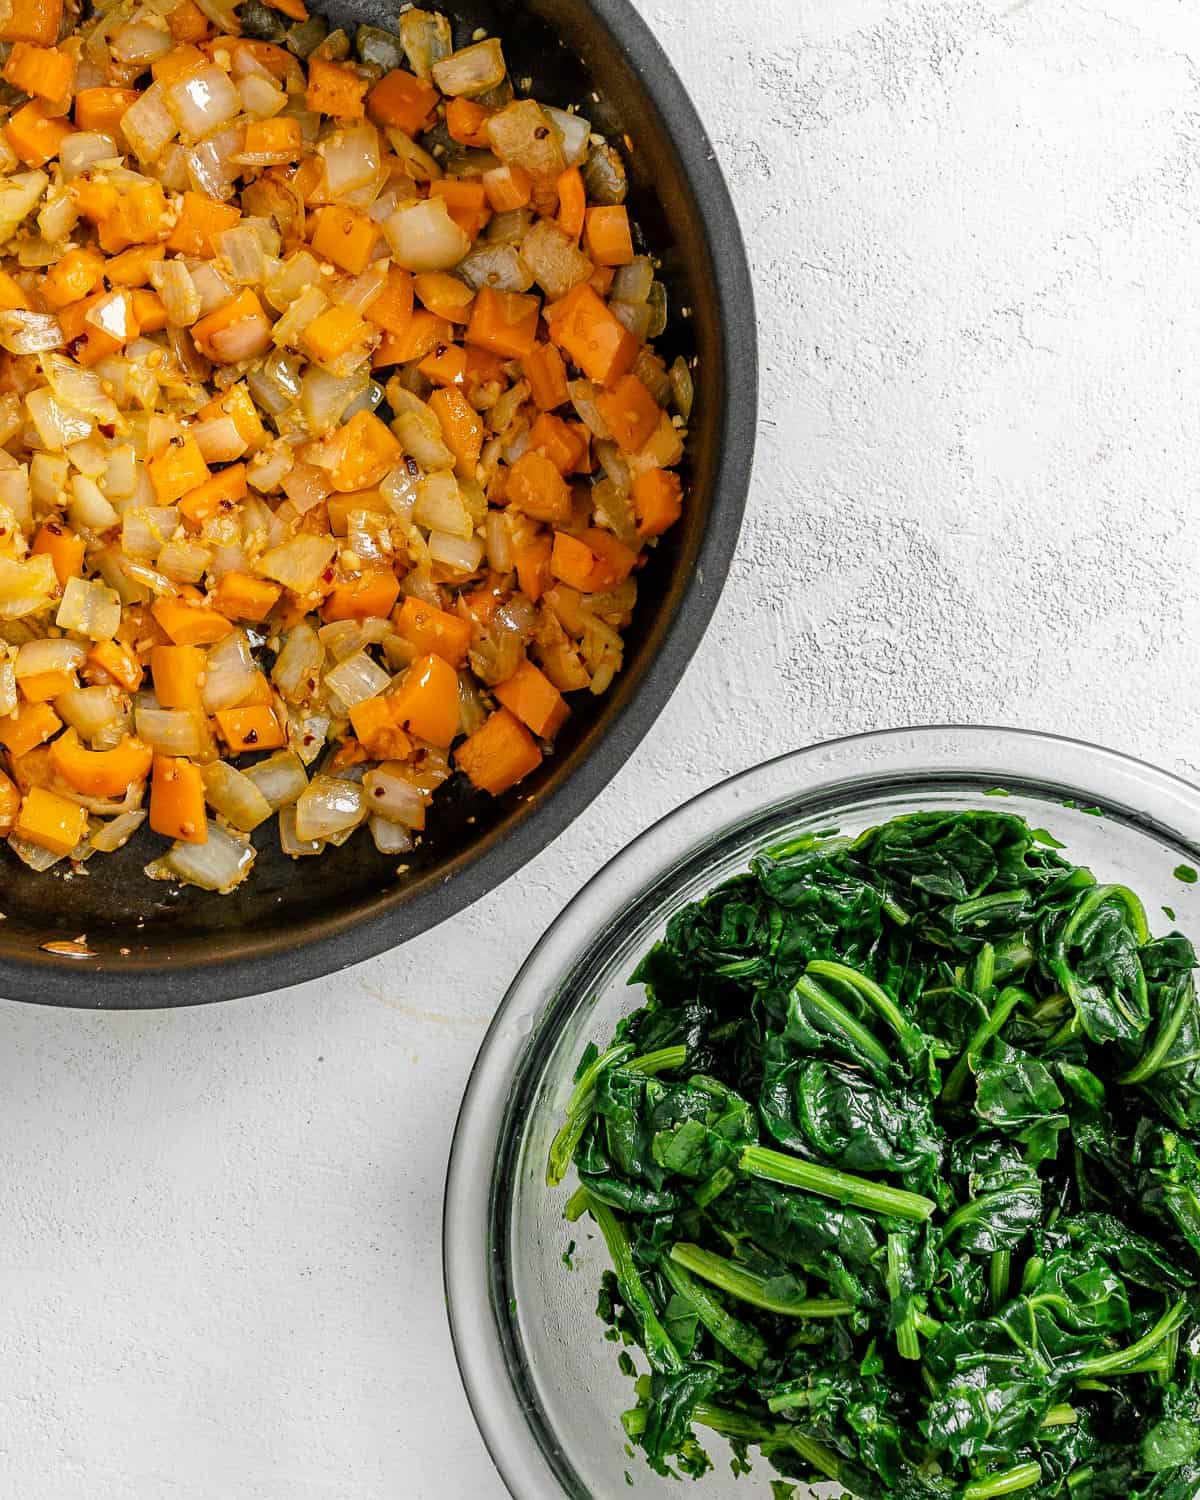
[0,0,756,1006]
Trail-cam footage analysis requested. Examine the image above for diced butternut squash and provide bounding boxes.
[429,385,483,477]
[303,303,369,365]
[367,67,438,135]
[529,412,587,477]
[177,463,247,526]
[556,166,586,241]
[393,595,473,667]
[306,57,368,119]
[445,96,493,148]
[214,705,285,752]
[74,87,138,132]
[455,706,541,794]
[595,374,660,454]
[150,643,206,711]
[512,534,552,602]
[326,409,403,492]
[583,205,634,266]
[505,450,570,525]
[413,271,474,324]
[31,521,84,584]
[0,769,19,835]
[151,597,233,647]
[0,0,63,48]
[632,467,682,538]
[466,286,539,359]
[198,385,265,454]
[211,571,282,623]
[150,754,207,842]
[550,529,598,592]
[167,190,241,256]
[322,570,401,622]
[348,696,412,760]
[5,98,74,167]
[522,342,570,411]
[13,785,87,856]
[310,203,382,275]
[19,670,74,702]
[149,434,210,504]
[3,42,75,106]
[387,652,458,748]
[493,658,568,739]
[364,265,414,337]
[429,178,491,239]
[0,700,60,757]
[547,283,638,387]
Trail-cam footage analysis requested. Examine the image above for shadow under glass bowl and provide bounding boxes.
[443,726,1200,1499]
[0,0,756,1008]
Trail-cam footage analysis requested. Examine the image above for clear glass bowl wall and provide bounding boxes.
[444,728,1200,1499]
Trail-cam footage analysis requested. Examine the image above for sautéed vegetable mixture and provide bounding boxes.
[0,0,689,891]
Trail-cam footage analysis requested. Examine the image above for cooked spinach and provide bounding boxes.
[549,810,1200,1497]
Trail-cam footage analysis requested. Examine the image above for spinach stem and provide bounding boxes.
[886,1233,921,1360]
[1075,1298,1186,1377]
[545,1042,633,1187]
[944,986,1028,1102]
[659,1256,767,1370]
[1120,976,1195,1085]
[963,1461,1043,1499]
[580,1191,682,1374]
[1040,1404,1077,1428]
[738,1144,936,1222]
[804,959,916,1047]
[670,1243,852,1319]
[790,974,892,1080]
[989,1250,1011,1310]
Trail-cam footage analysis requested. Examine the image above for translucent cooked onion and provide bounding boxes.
[431,37,506,97]
[458,244,534,294]
[610,299,652,342]
[414,472,471,538]
[214,225,265,286]
[40,354,120,424]
[135,702,208,756]
[121,84,177,162]
[611,257,654,305]
[60,132,119,179]
[323,651,391,708]
[259,534,337,592]
[301,367,366,435]
[150,822,256,892]
[56,684,121,740]
[111,18,173,63]
[201,760,273,831]
[15,638,85,677]
[427,529,484,573]
[0,310,64,355]
[9,833,65,871]
[272,622,322,703]
[384,199,471,273]
[89,809,146,854]
[243,749,307,809]
[167,64,241,142]
[0,171,48,244]
[485,511,512,572]
[0,554,56,620]
[56,577,121,639]
[68,473,118,531]
[322,124,381,195]
[485,101,566,210]
[669,355,695,421]
[237,73,286,120]
[192,414,246,462]
[210,312,274,363]
[369,814,413,854]
[543,106,591,167]
[294,774,366,841]
[520,219,592,301]
[392,398,453,470]
[0,655,16,717]
[202,630,256,712]
[363,763,427,829]
[122,505,179,558]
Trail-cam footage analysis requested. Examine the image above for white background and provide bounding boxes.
[4,0,1200,1495]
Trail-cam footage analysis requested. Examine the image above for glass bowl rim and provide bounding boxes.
[443,724,1200,1499]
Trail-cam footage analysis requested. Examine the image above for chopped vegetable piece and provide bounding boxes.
[14,785,86,855]
[150,754,207,843]
[455,706,540,793]
[214,705,285,752]
[49,728,153,796]
[493,658,567,739]
[388,651,458,748]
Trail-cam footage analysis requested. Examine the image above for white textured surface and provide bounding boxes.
[3,1,1199,1495]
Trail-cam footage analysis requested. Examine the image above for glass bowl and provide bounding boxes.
[443,727,1200,1499]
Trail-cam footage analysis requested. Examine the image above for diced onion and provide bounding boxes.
[9,833,65,871]
[56,685,121,740]
[414,472,472,538]
[384,199,472,273]
[0,554,56,619]
[135,701,208,755]
[89,809,146,854]
[321,124,381,195]
[201,760,273,831]
[258,534,337,592]
[26,389,93,450]
[243,749,307,809]
[122,506,179,559]
[149,822,256,892]
[121,84,178,162]
[670,355,695,421]
[272,622,322,703]
[0,311,63,355]
[0,655,16,717]
[543,106,591,167]
[192,415,246,463]
[56,576,121,639]
[369,814,413,854]
[323,651,391,708]
[167,64,241,142]
[431,37,506,97]
[60,133,119,179]
[427,529,484,573]
[278,803,321,857]
[15,638,85,677]
[520,219,592,300]
[214,225,266,286]
[158,538,212,584]
[458,244,535,294]
[111,18,173,64]
[610,257,654,305]
[68,473,118,531]
[294,774,366,841]
[40,353,119,423]
[399,7,451,78]
[238,73,286,120]
[363,762,427,829]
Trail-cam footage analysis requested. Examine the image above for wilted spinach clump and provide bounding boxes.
[548,810,1200,1499]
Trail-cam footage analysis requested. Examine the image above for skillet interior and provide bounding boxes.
[0,0,755,1006]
